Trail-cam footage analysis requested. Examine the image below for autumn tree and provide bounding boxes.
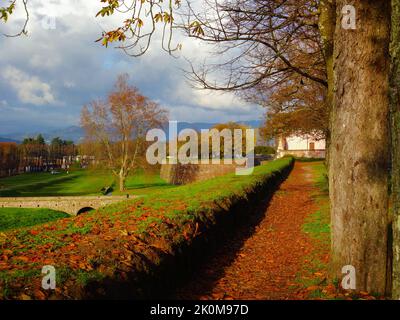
[49,138,77,162]
[81,74,168,191]
[246,71,328,141]
[0,142,19,177]
[20,134,48,168]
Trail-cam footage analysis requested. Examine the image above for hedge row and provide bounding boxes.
[0,157,294,299]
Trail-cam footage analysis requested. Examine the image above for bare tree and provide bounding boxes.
[181,0,326,91]
[81,74,168,191]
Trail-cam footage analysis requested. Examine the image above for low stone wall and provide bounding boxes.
[277,150,325,159]
[160,163,242,185]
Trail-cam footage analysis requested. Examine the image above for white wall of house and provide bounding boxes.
[285,135,325,151]
[276,133,326,159]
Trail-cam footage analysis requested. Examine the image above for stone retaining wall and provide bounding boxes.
[160,163,242,185]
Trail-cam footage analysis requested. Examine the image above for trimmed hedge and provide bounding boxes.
[0,157,294,299]
[254,145,276,155]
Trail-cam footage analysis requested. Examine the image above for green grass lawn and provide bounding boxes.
[0,208,70,232]
[0,168,174,231]
[0,168,172,197]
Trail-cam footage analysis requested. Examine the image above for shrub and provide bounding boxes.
[254,146,276,155]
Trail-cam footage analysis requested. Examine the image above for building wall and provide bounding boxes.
[276,133,326,159]
[285,135,326,151]
[160,163,240,185]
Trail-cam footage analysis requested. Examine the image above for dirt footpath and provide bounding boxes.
[172,162,318,300]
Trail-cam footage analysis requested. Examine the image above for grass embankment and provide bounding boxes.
[0,157,294,300]
[0,208,69,232]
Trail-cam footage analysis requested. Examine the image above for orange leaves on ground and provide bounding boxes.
[14,255,29,263]
[33,289,46,300]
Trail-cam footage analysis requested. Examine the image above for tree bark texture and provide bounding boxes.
[391,0,400,299]
[318,0,336,171]
[330,0,391,294]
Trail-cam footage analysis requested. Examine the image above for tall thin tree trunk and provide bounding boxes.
[119,171,126,192]
[330,0,391,294]
[318,0,336,170]
[391,0,400,299]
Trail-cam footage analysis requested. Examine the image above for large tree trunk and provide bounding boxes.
[318,0,336,170]
[330,0,391,294]
[391,0,400,299]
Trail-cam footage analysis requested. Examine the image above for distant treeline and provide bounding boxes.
[0,134,78,177]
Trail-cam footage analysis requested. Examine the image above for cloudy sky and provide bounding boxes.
[0,0,264,136]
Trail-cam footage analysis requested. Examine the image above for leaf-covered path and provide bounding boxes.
[172,162,321,300]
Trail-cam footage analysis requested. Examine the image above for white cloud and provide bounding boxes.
[2,66,56,105]
[174,85,248,110]
[29,53,61,69]
[164,103,263,123]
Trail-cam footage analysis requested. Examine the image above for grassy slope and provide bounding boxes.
[0,208,69,232]
[0,168,172,197]
[124,170,175,195]
[0,157,294,299]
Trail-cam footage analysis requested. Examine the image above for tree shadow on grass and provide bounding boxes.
[0,174,80,197]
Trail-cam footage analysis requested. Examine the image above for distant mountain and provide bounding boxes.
[0,120,263,144]
[44,126,85,143]
[0,126,85,144]
[0,137,20,143]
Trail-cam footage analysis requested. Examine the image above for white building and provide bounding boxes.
[276,133,326,159]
